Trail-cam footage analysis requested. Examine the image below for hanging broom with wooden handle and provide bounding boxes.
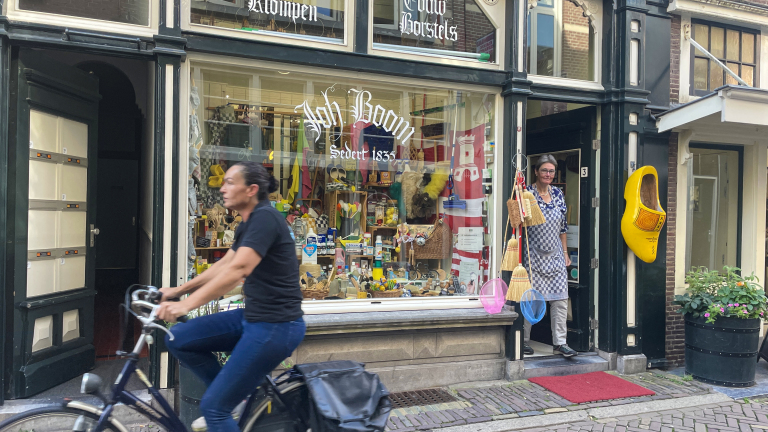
[500,220,519,271]
[506,181,533,302]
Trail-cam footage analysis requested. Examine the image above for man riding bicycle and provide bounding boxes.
[157,161,305,432]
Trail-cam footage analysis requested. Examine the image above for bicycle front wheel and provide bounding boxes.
[0,406,119,432]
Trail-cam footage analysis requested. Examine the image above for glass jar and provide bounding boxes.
[375,199,386,226]
[387,200,399,227]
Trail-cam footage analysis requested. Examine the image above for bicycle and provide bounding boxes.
[0,285,312,432]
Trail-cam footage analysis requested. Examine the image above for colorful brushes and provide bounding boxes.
[506,263,532,302]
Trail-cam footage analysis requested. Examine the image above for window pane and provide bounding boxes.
[709,61,724,90]
[710,27,724,59]
[726,30,740,61]
[538,0,555,7]
[190,65,497,300]
[694,58,709,90]
[725,62,740,85]
[373,0,395,25]
[18,0,149,25]
[191,0,345,41]
[560,0,592,80]
[686,149,740,272]
[742,33,755,64]
[537,14,555,76]
[693,24,709,50]
[372,0,497,61]
[527,14,532,73]
[741,65,754,87]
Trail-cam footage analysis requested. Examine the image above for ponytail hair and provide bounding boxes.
[233,161,278,201]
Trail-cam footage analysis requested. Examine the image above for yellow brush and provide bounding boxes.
[506,263,531,302]
[501,233,519,272]
[522,191,546,226]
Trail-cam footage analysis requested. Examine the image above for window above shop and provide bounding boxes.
[14,0,151,26]
[690,21,759,96]
[371,0,498,64]
[188,0,346,44]
[527,0,598,82]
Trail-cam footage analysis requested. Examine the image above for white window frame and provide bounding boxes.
[4,0,158,38]
[178,53,506,313]
[528,0,561,77]
[369,0,505,69]
[526,0,602,84]
[182,0,355,52]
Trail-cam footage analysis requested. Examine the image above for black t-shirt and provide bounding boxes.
[231,201,303,323]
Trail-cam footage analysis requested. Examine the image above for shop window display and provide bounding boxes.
[372,0,497,63]
[18,0,149,25]
[186,65,497,302]
[190,0,346,42]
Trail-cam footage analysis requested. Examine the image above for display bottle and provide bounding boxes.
[374,235,383,260]
[306,227,317,245]
[372,260,384,280]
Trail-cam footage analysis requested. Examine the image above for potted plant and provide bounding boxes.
[674,266,768,387]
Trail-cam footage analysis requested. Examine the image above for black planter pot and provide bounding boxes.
[685,314,760,387]
[179,365,207,428]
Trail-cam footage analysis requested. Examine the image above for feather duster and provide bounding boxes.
[424,173,449,200]
[411,192,434,218]
[401,172,423,218]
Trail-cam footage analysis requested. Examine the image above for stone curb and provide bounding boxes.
[431,393,735,432]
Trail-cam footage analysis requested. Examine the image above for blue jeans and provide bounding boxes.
[165,309,306,432]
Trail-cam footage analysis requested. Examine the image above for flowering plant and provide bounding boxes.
[675,266,768,324]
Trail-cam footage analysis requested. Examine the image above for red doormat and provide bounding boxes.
[528,371,655,403]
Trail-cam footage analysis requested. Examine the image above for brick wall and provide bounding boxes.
[18,0,148,25]
[561,0,591,80]
[670,15,681,103]
[665,133,685,366]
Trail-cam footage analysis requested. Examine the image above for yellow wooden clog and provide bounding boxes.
[208,164,225,188]
[621,166,666,263]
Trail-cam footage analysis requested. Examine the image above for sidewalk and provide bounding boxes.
[388,371,716,432]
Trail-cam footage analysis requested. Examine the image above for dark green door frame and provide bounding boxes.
[0,27,9,406]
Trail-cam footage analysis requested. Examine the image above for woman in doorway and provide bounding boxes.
[156,161,305,432]
[522,154,577,358]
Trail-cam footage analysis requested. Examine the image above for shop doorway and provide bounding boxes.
[3,48,152,398]
[524,104,597,354]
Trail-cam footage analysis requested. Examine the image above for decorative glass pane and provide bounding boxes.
[18,0,149,25]
[372,0,497,62]
[191,0,346,41]
[725,62,739,85]
[742,33,755,64]
[709,61,723,90]
[741,65,754,87]
[537,14,555,76]
[693,58,708,90]
[710,27,724,59]
[726,30,740,61]
[538,0,555,7]
[693,24,709,50]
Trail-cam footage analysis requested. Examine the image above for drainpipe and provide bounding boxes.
[684,25,749,87]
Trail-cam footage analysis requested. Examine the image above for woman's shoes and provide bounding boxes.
[621,166,666,263]
[554,344,578,358]
[523,343,534,355]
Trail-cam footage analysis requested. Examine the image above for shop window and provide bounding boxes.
[685,146,742,272]
[17,0,150,25]
[690,21,759,96]
[372,0,497,63]
[190,0,345,42]
[187,64,497,302]
[527,0,597,81]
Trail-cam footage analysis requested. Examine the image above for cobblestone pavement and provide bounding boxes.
[508,399,768,432]
[385,372,713,431]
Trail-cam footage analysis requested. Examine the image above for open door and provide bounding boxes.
[6,49,100,398]
[525,106,596,352]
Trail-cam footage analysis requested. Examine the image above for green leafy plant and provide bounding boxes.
[675,266,768,323]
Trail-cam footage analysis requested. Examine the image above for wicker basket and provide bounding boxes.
[410,290,440,297]
[367,289,403,298]
[302,288,329,300]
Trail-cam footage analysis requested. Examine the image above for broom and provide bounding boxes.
[501,226,519,271]
[506,182,532,302]
[522,190,546,226]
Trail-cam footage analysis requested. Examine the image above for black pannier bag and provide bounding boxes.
[294,361,392,432]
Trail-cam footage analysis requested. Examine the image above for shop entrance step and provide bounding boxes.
[523,353,610,379]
